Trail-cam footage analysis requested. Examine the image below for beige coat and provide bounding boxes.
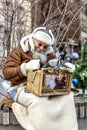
[3,45,32,85]
[3,45,55,86]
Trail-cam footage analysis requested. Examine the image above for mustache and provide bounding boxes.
[35,48,44,53]
[32,50,47,64]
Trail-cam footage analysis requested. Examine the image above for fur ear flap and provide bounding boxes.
[28,34,35,51]
[20,34,35,52]
[20,35,30,52]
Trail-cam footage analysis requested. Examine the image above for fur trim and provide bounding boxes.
[20,35,30,52]
[20,63,27,76]
[32,27,55,45]
[28,34,35,51]
[20,34,35,52]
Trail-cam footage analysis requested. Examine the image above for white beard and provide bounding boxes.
[32,50,47,65]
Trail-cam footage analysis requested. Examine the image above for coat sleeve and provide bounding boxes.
[3,47,26,85]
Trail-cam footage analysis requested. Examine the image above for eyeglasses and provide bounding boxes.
[33,38,48,51]
[38,43,48,50]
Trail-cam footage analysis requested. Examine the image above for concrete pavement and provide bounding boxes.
[0,125,24,130]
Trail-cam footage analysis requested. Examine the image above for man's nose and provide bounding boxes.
[40,46,45,51]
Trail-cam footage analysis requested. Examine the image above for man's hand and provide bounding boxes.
[65,62,75,73]
[26,59,40,70]
[20,59,40,76]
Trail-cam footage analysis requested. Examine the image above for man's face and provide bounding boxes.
[32,38,48,64]
[33,38,48,53]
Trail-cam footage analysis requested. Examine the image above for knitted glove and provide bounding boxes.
[20,59,40,76]
[64,62,75,73]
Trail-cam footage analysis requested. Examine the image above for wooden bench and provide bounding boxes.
[75,97,87,118]
[0,104,19,125]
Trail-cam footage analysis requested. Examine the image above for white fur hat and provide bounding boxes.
[32,27,55,45]
[20,27,55,52]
